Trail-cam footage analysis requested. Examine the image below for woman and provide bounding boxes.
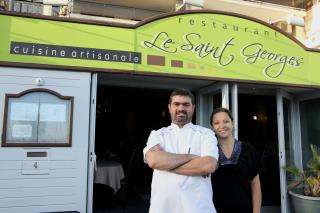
[210,107,262,213]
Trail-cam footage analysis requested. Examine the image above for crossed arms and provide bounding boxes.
[145,144,218,176]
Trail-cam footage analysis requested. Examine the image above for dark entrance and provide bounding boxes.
[92,79,282,211]
[238,94,281,207]
[93,85,172,212]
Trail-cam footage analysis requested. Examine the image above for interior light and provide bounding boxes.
[253,115,258,120]
[161,110,167,118]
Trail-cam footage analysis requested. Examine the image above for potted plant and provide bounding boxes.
[285,144,320,213]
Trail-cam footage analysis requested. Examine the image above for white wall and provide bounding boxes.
[0,67,91,213]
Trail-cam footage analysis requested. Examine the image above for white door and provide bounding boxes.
[87,73,97,213]
[277,88,320,213]
[276,89,297,213]
[196,83,229,128]
[0,67,91,213]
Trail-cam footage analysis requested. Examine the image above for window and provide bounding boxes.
[2,89,73,147]
[299,97,320,168]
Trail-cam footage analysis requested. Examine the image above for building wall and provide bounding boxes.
[0,67,91,213]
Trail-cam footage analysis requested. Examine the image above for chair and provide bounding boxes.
[114,148,137,206]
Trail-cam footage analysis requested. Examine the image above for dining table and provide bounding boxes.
[95,160,125,193]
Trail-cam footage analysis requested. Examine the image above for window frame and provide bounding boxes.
[1,88,74,147]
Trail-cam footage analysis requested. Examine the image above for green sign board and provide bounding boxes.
[0,12,320,87]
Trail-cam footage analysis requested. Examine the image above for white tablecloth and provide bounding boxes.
[95,161,125,193]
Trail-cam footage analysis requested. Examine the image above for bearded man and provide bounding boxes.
[143,88,219,213]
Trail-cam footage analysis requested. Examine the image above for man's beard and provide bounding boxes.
[173,111,190,125]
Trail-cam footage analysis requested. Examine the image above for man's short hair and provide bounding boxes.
[169,88,195,105]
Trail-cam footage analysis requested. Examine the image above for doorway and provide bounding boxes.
[238,93,281,208]
[89,74,320,213]
[90,73,216,212]
[93,85,171,212]
[197,83,283,211]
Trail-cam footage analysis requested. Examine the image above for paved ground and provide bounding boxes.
[94,191,149,213]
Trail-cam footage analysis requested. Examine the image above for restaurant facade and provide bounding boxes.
[0,9,320,213]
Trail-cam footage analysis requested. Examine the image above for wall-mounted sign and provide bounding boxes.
[0,11,319,87]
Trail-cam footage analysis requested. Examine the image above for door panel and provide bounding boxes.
[277,89,320,213]
[87,73,97,213]
[276,90,294,213]
[298,96,320,170]
[0,67,91,213]
[196,83,229,128]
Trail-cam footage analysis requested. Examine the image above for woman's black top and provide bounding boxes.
[211,140,261,213]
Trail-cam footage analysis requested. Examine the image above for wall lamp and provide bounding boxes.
[42,0,69,16]
[184,0,204,7]
[268,14,305,27]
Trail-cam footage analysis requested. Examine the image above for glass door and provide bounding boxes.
[297,91,320,177]
[277,88,320,212]
[276,89,299,213]
[196,83,229,128]
[299,91,320,167]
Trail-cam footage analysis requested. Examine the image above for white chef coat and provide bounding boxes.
[143,123,219,213]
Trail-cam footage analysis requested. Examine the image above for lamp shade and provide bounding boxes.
[286,14,304,27]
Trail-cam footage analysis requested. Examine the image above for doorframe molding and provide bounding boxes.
[87,73,98,213]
